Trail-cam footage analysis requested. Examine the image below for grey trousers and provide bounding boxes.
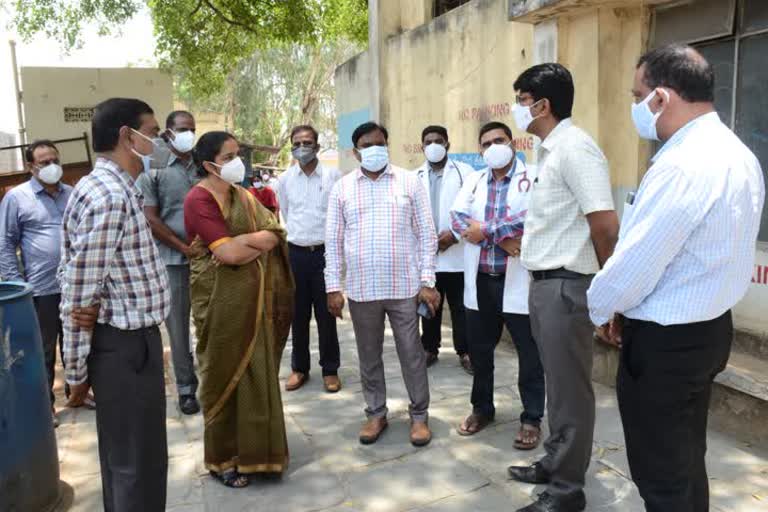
[165,265,198,396]
[89,324,168,512]
[348,296,430,422]
[529,276,596,498]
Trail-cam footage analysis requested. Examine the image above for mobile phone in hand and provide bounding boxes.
[417,301,434,319]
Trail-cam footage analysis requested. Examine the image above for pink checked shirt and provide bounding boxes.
[324,165,437,302]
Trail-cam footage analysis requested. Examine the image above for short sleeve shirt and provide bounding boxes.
[136,156,199,265]
[183,186,230,250]
[521,119,615,274]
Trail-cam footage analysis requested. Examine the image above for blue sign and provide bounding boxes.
[337,107,372,150]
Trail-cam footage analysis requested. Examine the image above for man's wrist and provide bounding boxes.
[421,279,436,289]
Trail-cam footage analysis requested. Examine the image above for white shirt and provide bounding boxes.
[521,118,615,274]
[587,113,765,326]
[277,162,341,246]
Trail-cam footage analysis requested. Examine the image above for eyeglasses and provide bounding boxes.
[291,141,316,149]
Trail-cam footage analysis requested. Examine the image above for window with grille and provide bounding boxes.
[64,107,95,123]
[653,0,768,241]
[435,0,472,17]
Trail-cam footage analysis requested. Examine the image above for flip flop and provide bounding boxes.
[457,413,494,436]
[513,423,542,450]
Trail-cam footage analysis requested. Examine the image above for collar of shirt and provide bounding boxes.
[97,157,144,200]
[652,112,720,163]
[167,153,194,170]
[486,157,518,183]
[289,162,324,178]
[356,164,393,181]
[540,117,574,152]
[29,175,64,195]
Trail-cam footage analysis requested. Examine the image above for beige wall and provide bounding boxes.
[21,67,173,165]
[379,0,535,170]
[336,51,373,172]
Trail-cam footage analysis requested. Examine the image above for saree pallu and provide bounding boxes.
[190,186,294,474]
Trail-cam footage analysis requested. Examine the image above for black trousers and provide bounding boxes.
[289,244,340,376]
[33,293,64,404]
[466,273,545,425]
[618,311,733,512]
[420,271,468,356]
[89,324,168,512]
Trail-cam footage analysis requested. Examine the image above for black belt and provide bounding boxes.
[478,272,505,280]
[288,243,325,253]
[530,268,590,281]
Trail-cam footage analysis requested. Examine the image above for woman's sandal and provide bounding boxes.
[513,423,542,450]
[456,413,494,436]
[210,469,250,488]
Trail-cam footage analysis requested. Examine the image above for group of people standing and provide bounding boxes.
[0,43,763,512]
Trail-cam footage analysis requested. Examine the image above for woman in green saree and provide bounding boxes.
[183,131,294,487]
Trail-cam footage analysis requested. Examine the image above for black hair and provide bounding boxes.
[478,121,513,143]
[290,125,319,144]
[91,98,154,152]
[166,110,194,129]
[421,125,449,143]
[351,122,388,148]
[513,63,575,121]
[25,139,58,163]
[191,131,237,177]
[637,44,714,103]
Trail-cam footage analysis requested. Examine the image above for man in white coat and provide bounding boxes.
[414,125,475,373]
[450,121,545,450]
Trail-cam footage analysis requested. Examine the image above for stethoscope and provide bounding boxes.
[418,159,464,188]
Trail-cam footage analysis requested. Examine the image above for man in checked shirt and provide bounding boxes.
[325,122,440,448]
[59,98,171,512]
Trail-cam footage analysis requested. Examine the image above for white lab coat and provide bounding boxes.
[415,159,475,273]
[450,158,535,314]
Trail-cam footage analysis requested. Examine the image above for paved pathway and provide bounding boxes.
[54,319,768,511]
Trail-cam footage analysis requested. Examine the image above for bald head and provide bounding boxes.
[636,44,714,104]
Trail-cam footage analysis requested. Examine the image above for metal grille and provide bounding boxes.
[435,0,472,17]
[63,107,95,123]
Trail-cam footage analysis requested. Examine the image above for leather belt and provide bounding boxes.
[478,272,506,279]
[288,243,325,253]
[530,268,590,281]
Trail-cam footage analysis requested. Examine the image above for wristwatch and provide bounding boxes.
[421,280,436,289]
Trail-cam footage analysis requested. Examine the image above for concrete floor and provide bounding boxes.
[53,319,768,511]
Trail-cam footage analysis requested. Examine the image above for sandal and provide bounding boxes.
[457,413,494,436]
[210,469,250,488]
[514,423,541,450]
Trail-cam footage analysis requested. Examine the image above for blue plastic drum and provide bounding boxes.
[0,282,61,511]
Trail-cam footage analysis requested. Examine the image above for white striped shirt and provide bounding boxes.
[324,165,437,302]
[587,113,765,326]
[277,163,341,246]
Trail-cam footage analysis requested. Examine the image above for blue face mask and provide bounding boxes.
[359,145,389,172]
[631,89,669,141]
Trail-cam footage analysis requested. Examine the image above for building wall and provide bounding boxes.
[380,0,535,171]
[335,51,373,172]
[21,67,173,165]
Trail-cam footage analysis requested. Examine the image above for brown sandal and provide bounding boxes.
[457,413,494,436]
[514,423,541,450]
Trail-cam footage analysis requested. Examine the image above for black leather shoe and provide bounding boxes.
[507,461,551,484]
[516,491,586,512]
[180,394,201,415]
[425,351,439,368]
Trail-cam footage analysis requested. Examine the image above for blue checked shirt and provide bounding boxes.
[59,158,170,384]
[588,113,765,326]
[451,161,526,274]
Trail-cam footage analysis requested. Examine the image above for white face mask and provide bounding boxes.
[130,128,171,168]
[253,181,264,189]
[359,145,389,172]
[170,130,195,153]
[209,158,246,185]
[631,89,669,141]
[482,143,515,170]
[37,163,63,185]
[512,101,542,132]
[424,143,447,164]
